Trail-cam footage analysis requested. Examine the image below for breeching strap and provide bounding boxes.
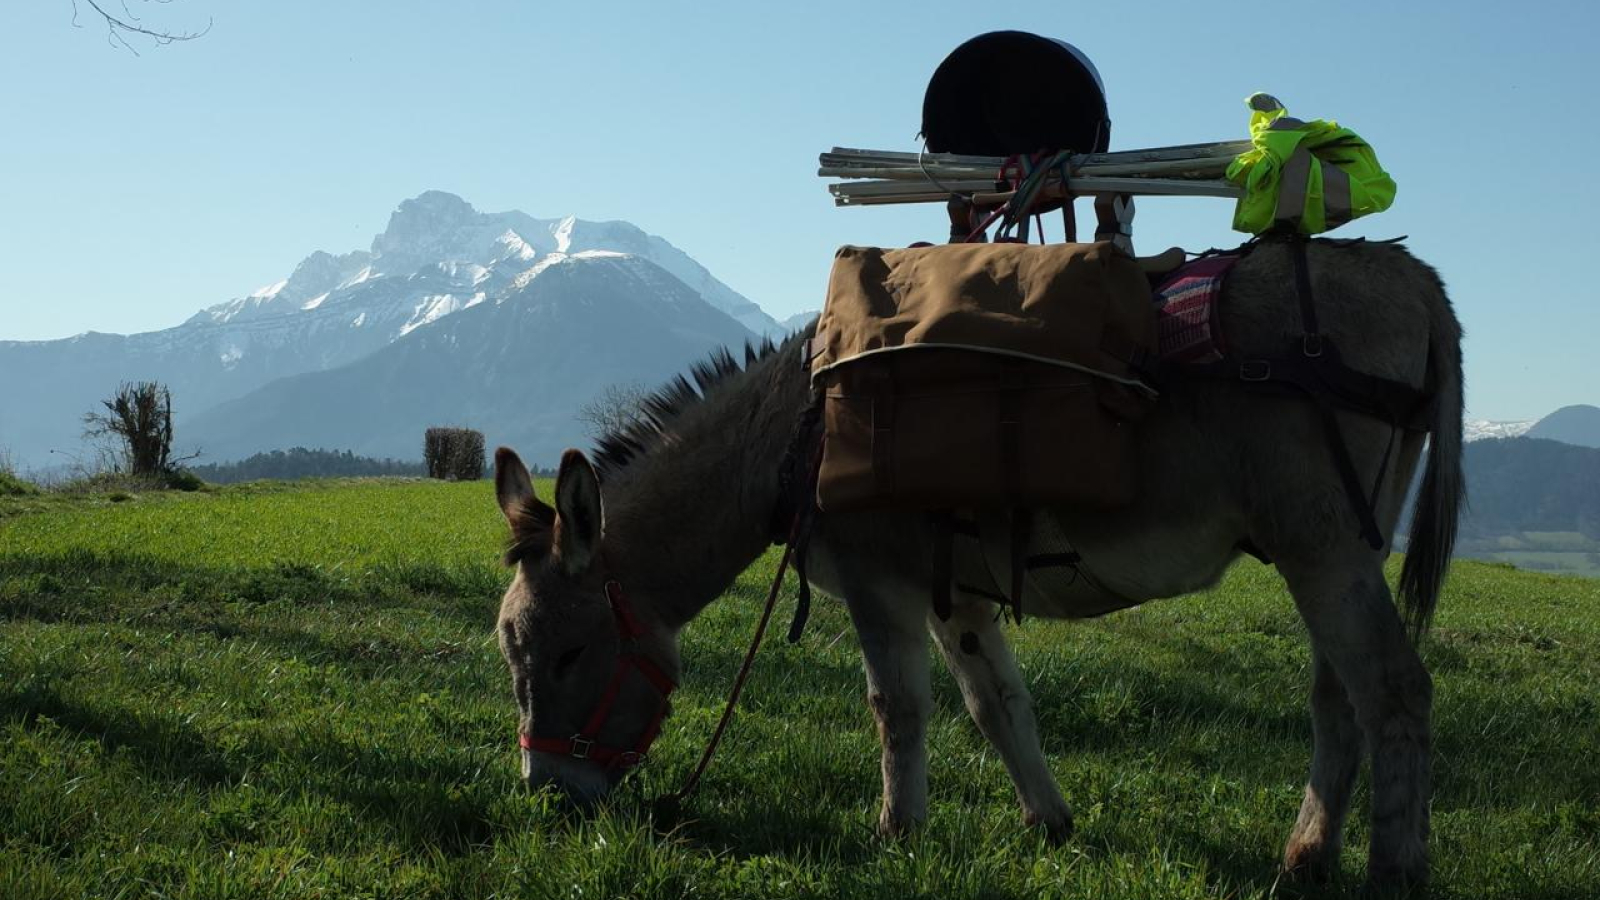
[1175,235,1433,551]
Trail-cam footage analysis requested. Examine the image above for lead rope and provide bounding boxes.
[652,435,825,825]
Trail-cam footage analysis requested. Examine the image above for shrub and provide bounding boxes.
[1,448,38,496]
[84,382,177,477]
[163,469,206,492]
[1,470,38,496]
[423,428,485,481]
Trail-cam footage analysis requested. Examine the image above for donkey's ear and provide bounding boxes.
[552,449,603,575]
[494,447,543,523]
[497,448,557,566]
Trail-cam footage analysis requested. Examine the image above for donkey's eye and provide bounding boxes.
[553,646,584,674]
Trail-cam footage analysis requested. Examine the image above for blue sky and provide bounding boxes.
[2,0,1593,420]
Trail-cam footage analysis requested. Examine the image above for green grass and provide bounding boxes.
[2,479,1598,899]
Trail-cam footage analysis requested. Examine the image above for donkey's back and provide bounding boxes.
[1043,239,1461,626]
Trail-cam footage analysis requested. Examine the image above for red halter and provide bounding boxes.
[519,580,676,771]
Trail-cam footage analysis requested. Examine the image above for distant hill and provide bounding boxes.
[1458,437,1600,540]
[1527,404,1600,449]
[1398,436,1600,576]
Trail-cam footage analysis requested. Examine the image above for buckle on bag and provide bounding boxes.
[1240,360,1273,382]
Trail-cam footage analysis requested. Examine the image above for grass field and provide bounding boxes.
[2,479,1598,899]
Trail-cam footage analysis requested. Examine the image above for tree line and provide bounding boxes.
[189,448,427,484]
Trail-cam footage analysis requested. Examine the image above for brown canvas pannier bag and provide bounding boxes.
[810,241,1157,513]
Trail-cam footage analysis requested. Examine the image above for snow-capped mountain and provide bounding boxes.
[181,251,759,465]
[0,192,777,469]
[1464,418,1536,442]
[189,191,778,337]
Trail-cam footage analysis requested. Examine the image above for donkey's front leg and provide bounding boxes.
[928,599,1074,842]
[846,588,933,837]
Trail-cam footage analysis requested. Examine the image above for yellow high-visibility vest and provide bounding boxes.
[1226,93,1397,235]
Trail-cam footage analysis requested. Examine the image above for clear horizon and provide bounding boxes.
[3,0,1594,421]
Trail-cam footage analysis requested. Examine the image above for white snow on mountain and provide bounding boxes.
[400,292,489,337]
[1464,419,1536,442]
[506,249,630,294]
[495,230,539,263]
[339,266,376,289]
[250,279,288,300]
[552,216,575,254]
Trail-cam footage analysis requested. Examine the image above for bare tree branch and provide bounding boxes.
[577,382,652,442]
[71,0,211,55]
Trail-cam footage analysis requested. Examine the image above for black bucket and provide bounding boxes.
[921,31,1110,157]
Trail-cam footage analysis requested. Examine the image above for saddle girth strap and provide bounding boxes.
[930,511,955,622]
[1008,509,1032,625]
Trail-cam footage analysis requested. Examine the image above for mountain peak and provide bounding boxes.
[371,191,481,260]
[397,190,478,217]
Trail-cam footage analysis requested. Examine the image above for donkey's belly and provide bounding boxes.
[968,509,1240,620]
[805,499,1241,623]
[1019,563,1147,619]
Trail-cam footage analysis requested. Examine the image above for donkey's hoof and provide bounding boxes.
[876,810,920,840]
[1281,840,1337,884]
[1025,808,1075,845]
[1362,863,1429,898]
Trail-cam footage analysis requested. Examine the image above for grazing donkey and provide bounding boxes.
[492,238,1462,892]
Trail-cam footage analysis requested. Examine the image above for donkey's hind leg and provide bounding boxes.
[928,599,1074,842]
[845,585,934,838]
[1278,551,1432,891]
[1282,653,1365,882]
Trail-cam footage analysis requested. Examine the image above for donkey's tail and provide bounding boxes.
[1397,273,1465,640]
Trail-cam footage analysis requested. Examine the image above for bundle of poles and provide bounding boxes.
[820,140,1252,207]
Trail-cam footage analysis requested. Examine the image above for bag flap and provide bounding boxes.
[812,241,1155,383]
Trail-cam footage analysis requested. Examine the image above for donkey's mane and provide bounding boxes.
[591,336,783,480]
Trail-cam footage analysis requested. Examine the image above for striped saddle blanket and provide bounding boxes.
[1152,253,1240,363]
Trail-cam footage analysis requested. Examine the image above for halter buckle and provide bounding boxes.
[569,735,594,760]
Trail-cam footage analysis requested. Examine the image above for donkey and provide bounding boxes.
[491,238,1462,892]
